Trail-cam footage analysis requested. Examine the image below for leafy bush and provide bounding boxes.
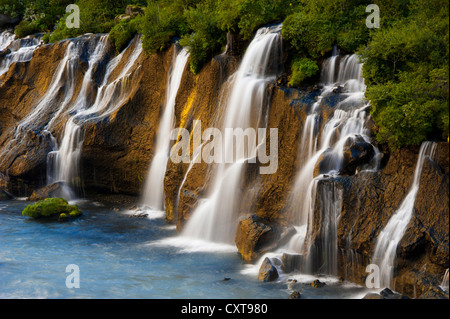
[288,58,319,87]
[22,197,82,220]
[14,20,41,38]
[109,17,141,52]
[179,1,225,74]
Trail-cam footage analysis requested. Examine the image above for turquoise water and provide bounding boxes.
[0,200,368,299]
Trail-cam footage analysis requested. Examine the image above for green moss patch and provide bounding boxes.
[22,198,82,221]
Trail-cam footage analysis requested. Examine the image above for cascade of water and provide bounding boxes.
[180,25,283,244]
[277,52,378,276]
[0,30,15,51]
[141,47,189,210]
[0,37,85,172]
[372,141,437,289]
[47,35,143,198]
[0,33,42,77]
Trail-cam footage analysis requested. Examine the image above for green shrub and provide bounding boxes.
[22,198,82,219]
[109,18,140,52]
[179,1,225,74]
[14,20,41,38]
[288,58,319,87]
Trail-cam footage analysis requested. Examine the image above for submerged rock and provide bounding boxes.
[258,257,279,282]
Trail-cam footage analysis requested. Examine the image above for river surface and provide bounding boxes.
[0,199,369,299]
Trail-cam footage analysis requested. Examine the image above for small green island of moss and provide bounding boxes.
[22,198,82,221]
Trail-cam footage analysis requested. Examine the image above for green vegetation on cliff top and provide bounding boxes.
[1,0,448,147]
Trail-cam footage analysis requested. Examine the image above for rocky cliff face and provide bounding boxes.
[0,33,448,298]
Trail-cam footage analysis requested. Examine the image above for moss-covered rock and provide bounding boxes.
[22,198,82,220]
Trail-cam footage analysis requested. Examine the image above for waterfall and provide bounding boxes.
[47,35,143,198]
[250,51,379,277]
[0,33,142,199]
[372,141,437,289]
[0,30,15,51]
[141,47,189,210]
[0,33,42,77]
[441,269,449,292]
[180,25,283,244]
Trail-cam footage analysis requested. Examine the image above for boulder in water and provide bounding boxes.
[258,257,279,282]
[26,182,67,201]
[235,214,275,262]
[311,279,326,288]
[22,197,82,221]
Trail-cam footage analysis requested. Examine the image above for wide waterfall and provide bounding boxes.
[47,35,143,198]
[0,33,142,199]
[179,25,283,244]
[244,50,379,278]
[372,141,437,289]
[141,47,189,210]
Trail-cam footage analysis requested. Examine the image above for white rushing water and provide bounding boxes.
[284,52,377,274]
[141,47,189,210]
[441,269,449,292]
[372,141,437,289]
[245,50,379,278]
[47,35,143,198]
[0,30,16,51]
[0,32,42,77]
[179,24,283,245]
[0,33,143,199]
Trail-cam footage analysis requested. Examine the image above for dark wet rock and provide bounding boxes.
[225,32,249,57]
[332,86,343,94]
[288,291,301,299]
[379,288,409,299]
[313,148,337,177]
[258,257,279,282]
[339,135,375,176]
[281,253,303,273]
[26,182,67,201]
[0,48,11,57]
[311,279,326,288]
[0,189,14,200]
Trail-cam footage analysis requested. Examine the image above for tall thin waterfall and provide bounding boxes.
[372,141,437,289]
[141,47,189,210]
[47,35,143,198]
[0,33,42,77]
[180,25,283,244]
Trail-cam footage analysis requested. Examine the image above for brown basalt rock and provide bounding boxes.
[258,257,279,282]
[235,214,275,262]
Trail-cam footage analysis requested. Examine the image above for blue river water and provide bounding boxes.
[0,200,369,299]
